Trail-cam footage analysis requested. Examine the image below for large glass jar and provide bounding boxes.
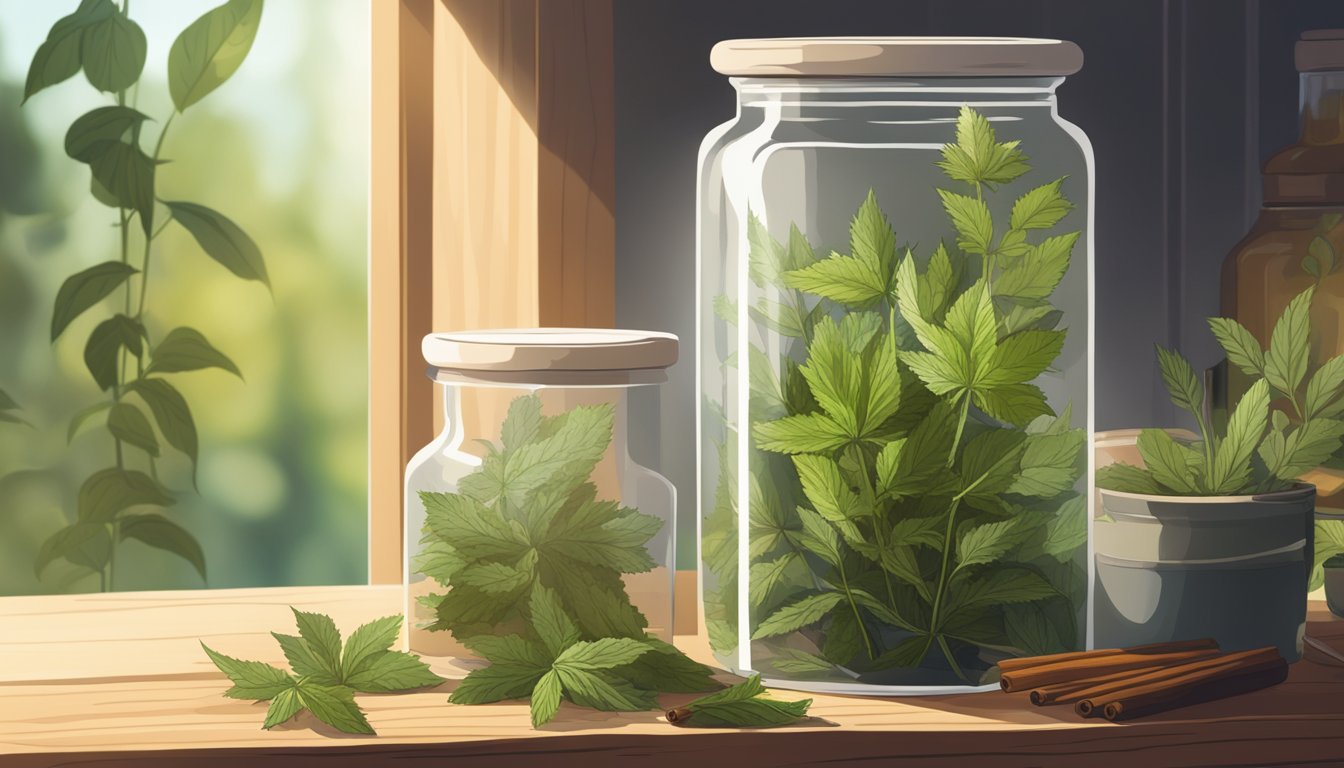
[697,38,1094,694]
[404,329,678,676]
[1220,31,1344,514]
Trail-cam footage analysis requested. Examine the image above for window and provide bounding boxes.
[0,0,372,594]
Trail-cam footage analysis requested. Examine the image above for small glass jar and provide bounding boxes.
[697,37,1094,694]
[404,329,678,675]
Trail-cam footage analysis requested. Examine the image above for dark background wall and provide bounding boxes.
[612,0,1344,568]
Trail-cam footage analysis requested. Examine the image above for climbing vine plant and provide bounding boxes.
[23,0,267,590]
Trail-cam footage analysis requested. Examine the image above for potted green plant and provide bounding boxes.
[1096,286,1344,660]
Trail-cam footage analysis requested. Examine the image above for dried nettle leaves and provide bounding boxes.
[202,609,443,734]
[421,394,720,727]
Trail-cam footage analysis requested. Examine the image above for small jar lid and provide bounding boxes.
[422,328,678,373]
[710,36,1083,78]
[1298,29,1344,72]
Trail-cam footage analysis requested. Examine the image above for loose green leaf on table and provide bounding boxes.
[202,609,443,735]
[666,674,812,728]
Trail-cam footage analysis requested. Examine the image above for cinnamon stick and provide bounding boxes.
[998,638,1219,674]
[1067,647,1282,715]
[999,647,1221,692]
[1101,657,1288,721]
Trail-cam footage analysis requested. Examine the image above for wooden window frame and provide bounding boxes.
[369,0,616,583]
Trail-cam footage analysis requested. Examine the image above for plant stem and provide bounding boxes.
[937,635,971,684]
[136,114,175,321]
[918,495,965,669]
[946,391,971,467]
[837,561,876,660]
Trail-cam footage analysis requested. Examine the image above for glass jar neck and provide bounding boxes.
[1301,71,1344,146]
[436,384,632,456]
[731,76,1063,108]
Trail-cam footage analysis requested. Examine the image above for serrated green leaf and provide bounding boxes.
[339,615,402,679]
[1264,287,1314,398]
[888,401,958,495]
[794,506,842,568]
[753,413,850,454]
[1263,417,1344,482]
[1208,379,1270,494]
[621,638,720,693]
[529,585,579,658]
[792,454,863,523]
[849,189,897,269]
[1041,496,1088,561]
[1009,429,1085,497]
[107,402,158,457]
[937,189,993,256]
[875,438,906,495]
[119,513,205,580]
[1305,356,1344,420]
[1208,317,1265,377]
[747,211,786,287]
[421,491,528,559]
[291,608,343,678]
[169,0,263,112]
[449,663,547,705]
[557,667,659,711]
[296,681,373,735]
[749,299,806,338]
[749,551,804,606]
[1009,177,1072,231]
[50,261,137,341]
[770,648,835,675]
[554,637,650,671]
[530,670,563,727]
[797,316,862,433]
[262,685,303,729]
[878,545,930,601]
[1136,428,1201,494]
[944,569,1056,618]
[783,251,888,309]
[455,561,532,594]
[752,591,844,639]
[1096,462,1162,494]
[148,327,241,377]
[956,517,1030,570]
[982,330,1064,388]
[1156,345,1204,421]
[344,651,444,693]
[676,674,811,728]
[973,383,1052,427]
[272,632,336,683]
[995,232,1076,302]
[464,634,550,669]
[960,429,1027,496]
[936,106,1029,186]
[201,643,293,700]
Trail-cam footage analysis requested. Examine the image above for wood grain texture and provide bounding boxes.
[537,0,616,328]
[369,0,435,584]
[3,587,1344,766]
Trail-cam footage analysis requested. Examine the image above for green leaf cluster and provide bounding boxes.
[24,0,268,591]
[421,395,719,727]
[703,105,1087,684]
[1099,286,1344,496]
[202,609,443,734]
[668,674,812,728]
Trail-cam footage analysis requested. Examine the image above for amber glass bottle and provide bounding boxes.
[1222,30,1344,506]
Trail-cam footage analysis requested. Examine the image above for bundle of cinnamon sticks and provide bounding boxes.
[997,639,1288,721]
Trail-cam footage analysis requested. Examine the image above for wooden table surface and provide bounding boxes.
[3,585,1344,768]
